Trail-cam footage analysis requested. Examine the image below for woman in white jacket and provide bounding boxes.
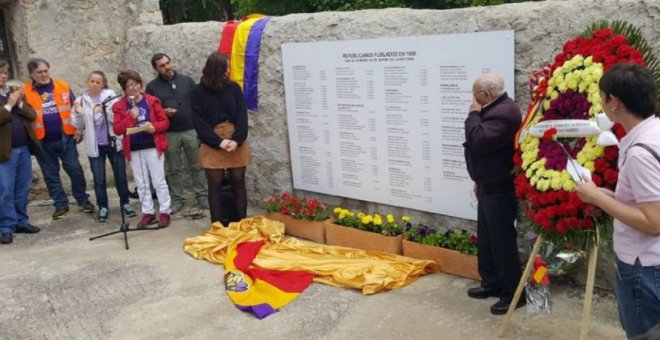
[73,71,135,222]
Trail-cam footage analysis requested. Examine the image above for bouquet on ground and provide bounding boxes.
[264,192,330,221]
[403,224,478,255]
[332,207,408,236]
[526,255,552,314]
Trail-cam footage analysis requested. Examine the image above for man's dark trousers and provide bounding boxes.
[476,187,522,301]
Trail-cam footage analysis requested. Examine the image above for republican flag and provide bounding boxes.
[224,240,314,319]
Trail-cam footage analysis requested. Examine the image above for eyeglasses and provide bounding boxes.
[473,90,487,95]
[126,82,141,89]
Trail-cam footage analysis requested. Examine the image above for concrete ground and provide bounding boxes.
[1,194,625,340]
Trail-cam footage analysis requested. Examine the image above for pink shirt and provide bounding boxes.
[614,116,660,266]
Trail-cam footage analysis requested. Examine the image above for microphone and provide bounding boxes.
[101,94,122,105]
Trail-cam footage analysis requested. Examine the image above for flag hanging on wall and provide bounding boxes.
[217,14,270,111]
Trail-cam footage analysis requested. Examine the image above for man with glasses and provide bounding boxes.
[463,73,523,315]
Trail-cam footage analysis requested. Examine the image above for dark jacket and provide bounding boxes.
[0,95,41,162]
[463,92,521,193]
[145,72,196,132]
[191,81,248,148]
[112,93,170,161]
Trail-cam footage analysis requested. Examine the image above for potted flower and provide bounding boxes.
[325,207,407,254]
[263,192,330,243]
[402,224,481,281]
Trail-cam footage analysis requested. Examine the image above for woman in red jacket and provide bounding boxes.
[112,70,171,229]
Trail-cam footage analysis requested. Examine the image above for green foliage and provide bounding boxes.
[403,224,478,255]
[161,0,546,23]
[160,0,232,24]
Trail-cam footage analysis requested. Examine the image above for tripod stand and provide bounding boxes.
[88,93,162,249]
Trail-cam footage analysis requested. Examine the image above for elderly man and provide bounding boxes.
[463,73,523,315]
[146,53,208,214]
[0,59,42,244]
[23,58,95,220]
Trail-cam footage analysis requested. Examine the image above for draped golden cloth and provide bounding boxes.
[183,216,439,295]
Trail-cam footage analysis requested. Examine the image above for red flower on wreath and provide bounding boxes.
[514,21,657,244]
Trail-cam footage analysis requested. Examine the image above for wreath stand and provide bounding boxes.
[498,234,599,340]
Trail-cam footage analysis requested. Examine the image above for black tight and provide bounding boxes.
[205,167,247,224]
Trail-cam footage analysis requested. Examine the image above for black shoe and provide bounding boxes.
[129,188,140,200]
[15,224,40,234]
[0,233,12,244]
[79,201,95,213]
[52,208,69,220]
[467,286,500,299]
[490,296,526,315]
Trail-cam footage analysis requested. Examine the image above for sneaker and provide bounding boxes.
[137,214,156,229]
[15,224,41,234]
[158,213,171,229]
[79,201,95,213]
[171,201,185,215]
[0,233,12,244]
[122,204,137,218]
[97,207,109,222]
[52,208,69,220]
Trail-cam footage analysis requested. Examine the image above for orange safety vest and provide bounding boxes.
[23,79,75,140]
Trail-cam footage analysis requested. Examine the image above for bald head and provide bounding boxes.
[472,73,505,106]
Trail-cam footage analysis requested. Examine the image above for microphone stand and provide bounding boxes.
[89,94,161,249]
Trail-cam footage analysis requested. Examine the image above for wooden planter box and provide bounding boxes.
[263,212,326,243]
[324,222,403,255]
[402,239,481,281]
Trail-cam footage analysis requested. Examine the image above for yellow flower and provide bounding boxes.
[333,207,342,214]
[584,161,595,172]
[550,90,559,100]
[357,212,365,219]
[551,178,562,190]
[361,215,372,225]
[402,216,410,222]
[563,180,575,191]
[347,211,355,217]
[386,214,395,223]
[541,180,551,192]
[530,176,539,186]
[338,211,347,220]
[374,215,383,226]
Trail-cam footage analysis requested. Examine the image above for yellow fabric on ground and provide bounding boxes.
[183,216,439,295]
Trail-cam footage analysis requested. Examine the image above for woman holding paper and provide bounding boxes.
[191,52,250,224]
[574,63,660,339]
[72,71,135,222]
[113,70,172,229]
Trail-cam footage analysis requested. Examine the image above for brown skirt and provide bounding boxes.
[199,122,250,169]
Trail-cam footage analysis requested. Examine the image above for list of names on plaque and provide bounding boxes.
[282,31,514,220]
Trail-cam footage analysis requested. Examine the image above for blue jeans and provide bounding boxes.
[36,136,89,209]
[0,146,32,234]
[616,257,660,338]
[88,145,130,208]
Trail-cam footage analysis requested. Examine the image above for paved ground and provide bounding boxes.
[1,194,625,340]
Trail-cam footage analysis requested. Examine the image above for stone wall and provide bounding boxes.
[126,0,660,218]
[4,0,163,199]
[123,0,660,288]
[7,0,162,91]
